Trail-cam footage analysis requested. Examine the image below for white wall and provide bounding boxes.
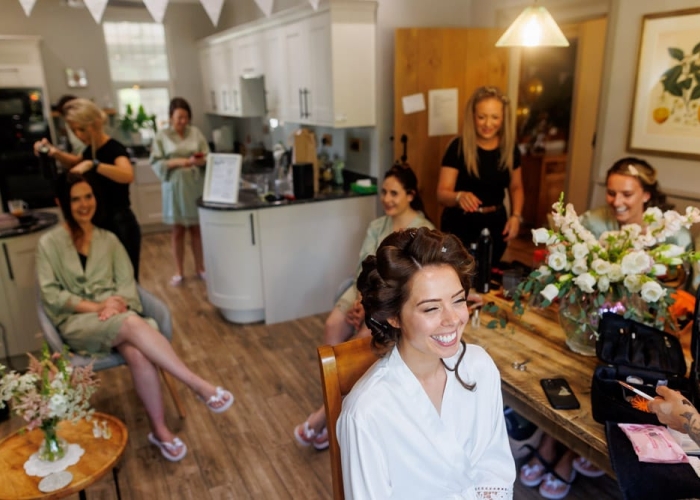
[0,1,215,131]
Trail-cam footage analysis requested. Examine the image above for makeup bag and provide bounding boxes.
[590,312,691,425]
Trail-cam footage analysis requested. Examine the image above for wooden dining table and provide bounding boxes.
[461,291,693,478]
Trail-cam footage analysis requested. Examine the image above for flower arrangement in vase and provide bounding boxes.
[0,345,99,462]
[506,195,700,355]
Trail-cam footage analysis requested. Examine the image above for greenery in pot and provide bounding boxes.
[118,104,157,137]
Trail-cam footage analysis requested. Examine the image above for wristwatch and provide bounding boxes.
[92,158,100,170]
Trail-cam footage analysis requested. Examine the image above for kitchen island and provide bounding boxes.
[198,190,376,324]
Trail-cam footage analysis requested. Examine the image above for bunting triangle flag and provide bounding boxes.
[309,0,320,10]
[18,0,37,16]
[83,0,108,23]
[200,0,224,26]
[254,0,273,17]
[143,0,169,23]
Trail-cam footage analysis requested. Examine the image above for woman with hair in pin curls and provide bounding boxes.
[437,86,524,265]
[294,164,435,450]
[37,174,233,462]
[337,227,515,500]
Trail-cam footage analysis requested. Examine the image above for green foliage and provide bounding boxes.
[119,104,157,135]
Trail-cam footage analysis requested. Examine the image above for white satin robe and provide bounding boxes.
[337,343,515,500]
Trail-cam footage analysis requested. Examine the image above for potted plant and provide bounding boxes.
[118,104,157,145]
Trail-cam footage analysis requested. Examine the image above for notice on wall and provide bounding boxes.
[401,93,426,115]
[428,88,458,137]
[203,154,242,205]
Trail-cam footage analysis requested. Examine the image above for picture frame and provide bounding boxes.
[627,8,700,160]
[202,153,242,205]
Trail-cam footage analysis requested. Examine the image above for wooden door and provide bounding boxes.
[394,28,509,226]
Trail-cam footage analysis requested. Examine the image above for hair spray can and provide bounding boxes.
[476,228,493,293]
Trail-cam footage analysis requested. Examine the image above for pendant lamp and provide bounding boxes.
[495,2,569,47]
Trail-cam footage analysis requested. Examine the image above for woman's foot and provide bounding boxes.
[294,421,329,450]
[572,457,605,478]
[148,431,187,462]
[539,469,576,500]
[518,440,556,487]
[197,270,206,281]
[198,386,234,413]
[170,275,183,287]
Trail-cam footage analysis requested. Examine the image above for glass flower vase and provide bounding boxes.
[38,419,68,462]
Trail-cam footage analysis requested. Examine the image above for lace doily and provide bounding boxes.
[23,443,85,477]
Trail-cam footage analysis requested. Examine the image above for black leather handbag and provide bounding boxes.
[590,312,690,425]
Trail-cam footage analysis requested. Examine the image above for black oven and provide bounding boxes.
[0,88,55,211]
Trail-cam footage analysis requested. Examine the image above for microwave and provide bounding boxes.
[0,88,50,153]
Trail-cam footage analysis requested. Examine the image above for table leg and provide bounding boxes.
[113,467,122,500]
[79,490,86,500]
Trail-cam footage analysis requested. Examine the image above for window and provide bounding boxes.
[103,22,172,135]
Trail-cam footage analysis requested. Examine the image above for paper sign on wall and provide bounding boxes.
[83,0,108,23]
[18,0,37,16]
[143,0,169,23]
[200,0,224,26]
[254,0,274,17]
[428,88,458,137]
[203,154,242,205]
[401,93,426,115]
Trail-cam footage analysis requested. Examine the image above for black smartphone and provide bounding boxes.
[540,378,580,410]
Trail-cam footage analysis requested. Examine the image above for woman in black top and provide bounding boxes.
[61,98,141,278]
[436,86,524,264]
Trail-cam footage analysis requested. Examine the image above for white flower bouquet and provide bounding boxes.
[511,196,700,331]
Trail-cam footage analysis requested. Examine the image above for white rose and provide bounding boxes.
[591,259,611,275]
[640,281,666,303]
[571,258,588,275]
[532,228,550,245]
[608,263,624,282]
[572,243,589,260]
[621,251,652,275]
[651,264,668,277]
[597,276,610,293]
[574,272,596,293]
[623,274,643,293]
[548,252,568,271]
[540,284,559,302]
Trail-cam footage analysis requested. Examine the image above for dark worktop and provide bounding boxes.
[0,211,59,239]
[197,188,376,211]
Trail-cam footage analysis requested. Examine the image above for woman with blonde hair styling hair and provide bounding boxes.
[437,86,524,264]
[52,98,142,278]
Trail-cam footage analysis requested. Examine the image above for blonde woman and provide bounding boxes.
[436,86,524,264]
[149,98,209,286]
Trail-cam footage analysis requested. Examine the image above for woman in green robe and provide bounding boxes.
[37,174,233,462]
[150,97,209,286]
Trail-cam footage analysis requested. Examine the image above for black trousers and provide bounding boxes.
[101,208,142,280]
[440,206,508,264]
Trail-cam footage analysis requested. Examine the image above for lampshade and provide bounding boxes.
[495,5,569,47]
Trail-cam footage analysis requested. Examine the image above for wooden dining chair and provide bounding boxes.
[318,335,380,500]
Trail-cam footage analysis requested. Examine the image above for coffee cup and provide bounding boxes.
[8,199,28,216]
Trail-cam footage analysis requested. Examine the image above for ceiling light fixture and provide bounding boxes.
[495,2,569,47]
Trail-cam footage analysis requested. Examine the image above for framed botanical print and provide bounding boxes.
[627,8,700,160]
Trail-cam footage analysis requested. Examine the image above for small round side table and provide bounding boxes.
[0,412,128,500]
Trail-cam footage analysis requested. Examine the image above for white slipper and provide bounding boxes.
[200,386,234,413]
[148,432,187,462]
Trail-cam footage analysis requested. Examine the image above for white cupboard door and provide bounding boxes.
[281,21,309,123]
[306,13,334,126]
[235,34,263,78]
[210,44,230,115]
[199,47,216,114]
[262,29,284,118]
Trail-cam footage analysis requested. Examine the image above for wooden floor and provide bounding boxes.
[0,232,622,499]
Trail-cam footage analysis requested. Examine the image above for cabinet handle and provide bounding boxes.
[299,88,303,119]
[211,90,216,111]
[234,89,239,112]
[2,243,13,281]
[222,90,228,111]
[303,89,310,118]
[249,214,256,245]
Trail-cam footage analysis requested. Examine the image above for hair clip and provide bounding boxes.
[368,317,389,332]
[441,246,447,253]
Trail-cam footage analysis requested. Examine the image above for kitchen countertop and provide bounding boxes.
[0,211,59,239]
[198,188,376,211]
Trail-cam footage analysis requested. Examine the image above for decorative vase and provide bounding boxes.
[38,419,68,462]
[557,293,636,357]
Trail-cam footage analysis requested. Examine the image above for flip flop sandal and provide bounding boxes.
[199,386,234,413]
[169,275,184,287]
[518,443,554,487]
[572,457,605,478]
[148,432,187,462]
[539,469,577,500]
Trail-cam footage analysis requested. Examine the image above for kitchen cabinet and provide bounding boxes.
[198,46,217,114]
[0,37,44,88]
[199,208,264,323]
[262,28,284,118]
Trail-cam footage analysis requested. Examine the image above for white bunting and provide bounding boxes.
[253,0,273,17]
[18,0,37,16]
[83,0,108,23]
[143,0,169,23]
[309,0,320,10]
[199,0,224,26]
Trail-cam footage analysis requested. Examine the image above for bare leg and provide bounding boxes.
[189,225,205,275]
[112,315,227,406]
[171,225,185,277]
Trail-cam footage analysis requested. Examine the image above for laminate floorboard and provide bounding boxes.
[0,232,621,499]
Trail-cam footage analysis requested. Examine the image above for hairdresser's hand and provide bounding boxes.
[503,216,520,241]
[456,191,482,213]
[33,138,56,157]
[648,385,700,435]
[345,299,365,331]
[71,159,95,175]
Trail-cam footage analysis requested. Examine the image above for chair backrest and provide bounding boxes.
[318,335,379,500]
